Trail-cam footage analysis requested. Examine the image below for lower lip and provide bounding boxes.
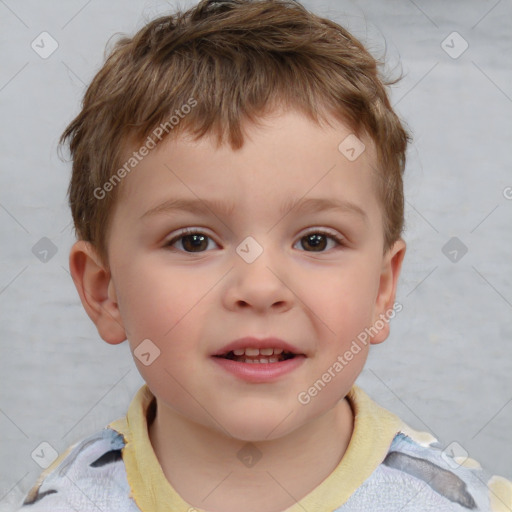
[211,356,306,383]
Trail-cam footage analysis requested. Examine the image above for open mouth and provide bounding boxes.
[214,348,297,364]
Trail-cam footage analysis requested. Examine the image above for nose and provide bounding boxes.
[222,242,294,314]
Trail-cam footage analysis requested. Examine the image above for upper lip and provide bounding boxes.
[212,337,305,357]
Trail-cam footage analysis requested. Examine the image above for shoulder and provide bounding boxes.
[342,431,512,511]
[16,428,141,511]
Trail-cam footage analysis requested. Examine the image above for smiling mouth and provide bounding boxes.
[215,348,297,364]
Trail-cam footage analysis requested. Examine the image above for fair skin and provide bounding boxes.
[70,109,405,512]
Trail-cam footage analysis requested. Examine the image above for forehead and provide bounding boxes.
[113,110,381,224]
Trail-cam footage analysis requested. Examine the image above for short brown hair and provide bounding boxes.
[60,0,410,269]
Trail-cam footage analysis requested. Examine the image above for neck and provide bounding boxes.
[149,397,354,512]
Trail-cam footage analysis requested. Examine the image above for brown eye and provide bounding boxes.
[295,231,344,252]
[165,230,218,252]
[301,233,327,251]
[181,233,209,252]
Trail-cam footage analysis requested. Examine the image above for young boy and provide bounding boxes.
[17,1,511,511]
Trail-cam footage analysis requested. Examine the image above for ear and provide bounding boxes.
[370,238,406,344]
[69,240,127,345]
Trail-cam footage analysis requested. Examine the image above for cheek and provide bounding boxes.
[116,264,207,340]
[116,266,213,373]
[311,264,378,336]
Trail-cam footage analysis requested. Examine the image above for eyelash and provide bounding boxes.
[164,228,346,253]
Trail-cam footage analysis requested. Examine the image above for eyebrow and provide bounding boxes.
[140,196,367,222]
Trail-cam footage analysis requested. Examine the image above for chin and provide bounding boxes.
[220,409,302,443]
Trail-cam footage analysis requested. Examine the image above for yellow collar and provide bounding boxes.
[109,384,406,512]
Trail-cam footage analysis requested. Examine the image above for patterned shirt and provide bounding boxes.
[17,385,512,511]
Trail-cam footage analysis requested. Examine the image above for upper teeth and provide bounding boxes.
[233,347,284,356]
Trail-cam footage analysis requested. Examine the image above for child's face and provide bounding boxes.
[82,109,404,441]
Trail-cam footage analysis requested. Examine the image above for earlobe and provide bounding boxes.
[370,239,406,345]
[69,241,127,345]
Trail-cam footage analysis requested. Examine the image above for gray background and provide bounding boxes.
[1,0,511,510]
